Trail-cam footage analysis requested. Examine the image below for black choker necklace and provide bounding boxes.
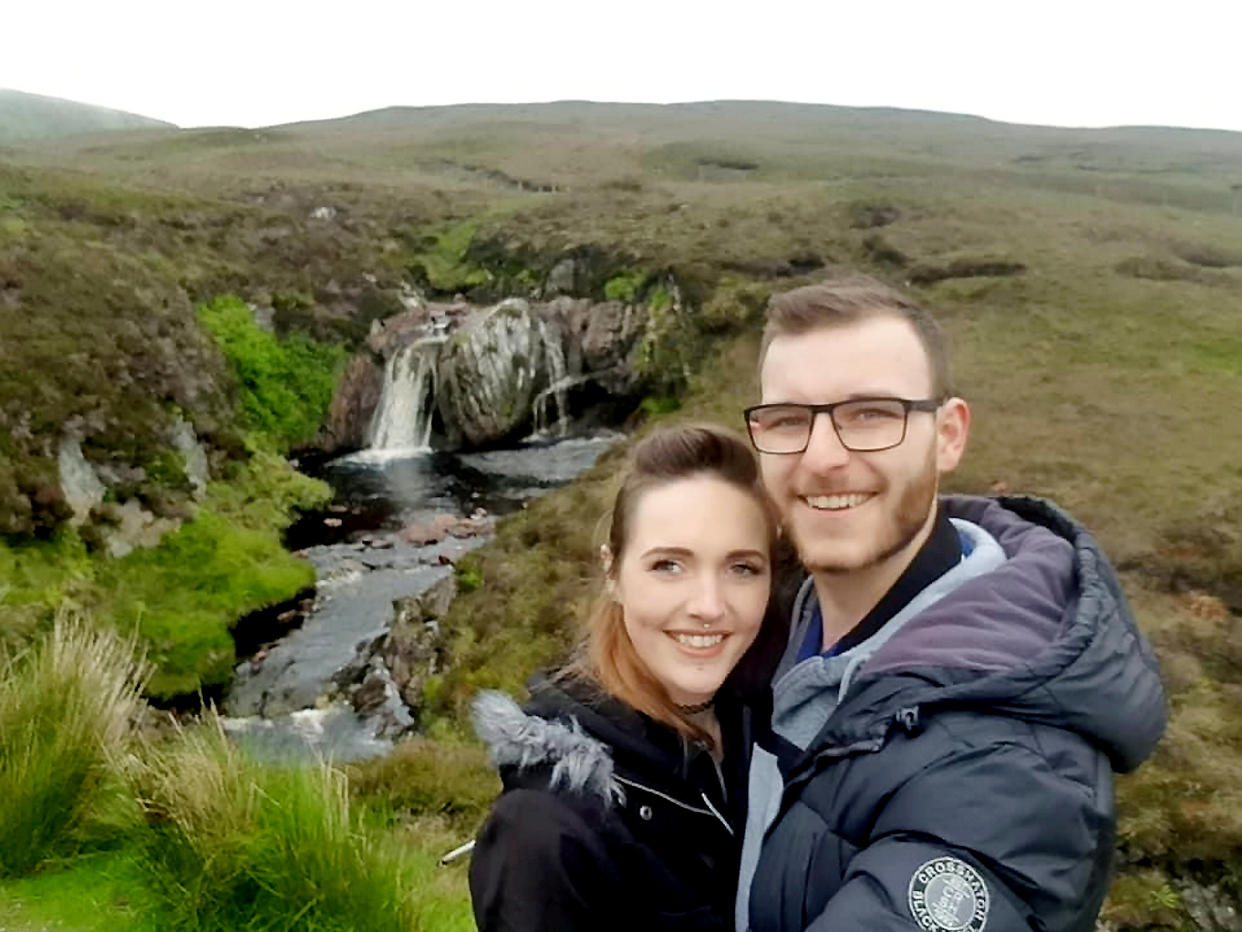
[676,697,715,715]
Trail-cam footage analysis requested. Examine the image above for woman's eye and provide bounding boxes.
[651,559,683,574]
[731,562,764,577]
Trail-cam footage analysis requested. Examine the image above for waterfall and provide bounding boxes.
[531,320,571,438]
[366,337,443,451]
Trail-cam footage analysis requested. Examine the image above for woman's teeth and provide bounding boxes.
[673,633,725,648]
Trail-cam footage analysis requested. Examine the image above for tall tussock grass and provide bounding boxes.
[0,614,148,877]
[129,717,425,931]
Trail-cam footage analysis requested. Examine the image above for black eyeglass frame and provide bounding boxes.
[743,397,944,454]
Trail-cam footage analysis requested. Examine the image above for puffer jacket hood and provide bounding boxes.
[814,495,1165,773]
[473,675,727,808]
[472,689,623,806]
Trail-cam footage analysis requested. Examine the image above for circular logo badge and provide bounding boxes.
[907,857,990,931]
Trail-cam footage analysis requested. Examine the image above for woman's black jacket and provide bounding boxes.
[468,677,748,932]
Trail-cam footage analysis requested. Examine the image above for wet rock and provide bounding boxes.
[351,671,389,716]
[366,305,432,356]
[577,301,647,394]
[319,354,385,452]
[436,299,547,446]
[400,513,484,546]
[383,575,456,710]
[1176,878,1241,931]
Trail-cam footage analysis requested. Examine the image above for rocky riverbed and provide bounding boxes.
[220,433,619,760]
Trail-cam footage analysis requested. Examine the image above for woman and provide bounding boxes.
[469,424,779,932]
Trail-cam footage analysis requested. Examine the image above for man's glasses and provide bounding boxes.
[744,398,942,454]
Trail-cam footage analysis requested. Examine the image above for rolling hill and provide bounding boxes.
[0,87,175,143]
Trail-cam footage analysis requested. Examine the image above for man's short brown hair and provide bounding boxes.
[760,275,953,398]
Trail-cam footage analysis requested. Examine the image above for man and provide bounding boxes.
[736,276,1165,931]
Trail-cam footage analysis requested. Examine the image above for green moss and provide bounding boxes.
[411,220,494,294]
[603,270,645,302]
[197,295,347,453]
[454,557,483,594]
[1101,870,1191,930]
[638,395,682,416]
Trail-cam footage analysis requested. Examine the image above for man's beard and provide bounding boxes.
[793,451,939,576]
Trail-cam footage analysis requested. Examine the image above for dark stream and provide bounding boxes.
[220,432,620,760]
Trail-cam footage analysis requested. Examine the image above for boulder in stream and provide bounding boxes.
[436,299,546,446]
[382,574,456,711]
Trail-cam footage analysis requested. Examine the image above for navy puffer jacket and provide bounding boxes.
[743,496,1166,932]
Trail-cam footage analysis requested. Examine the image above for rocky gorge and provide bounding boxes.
[318,288,659,456]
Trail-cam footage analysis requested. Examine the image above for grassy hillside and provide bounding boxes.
[0,88,174,143]
[1,100,1240,927]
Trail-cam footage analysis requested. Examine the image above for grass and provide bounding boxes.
[129,718,427,931]
[0,617,147,878]
[0,619,478,929]
[0,847,163,931]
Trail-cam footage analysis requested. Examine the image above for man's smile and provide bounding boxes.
[801,492,875,511]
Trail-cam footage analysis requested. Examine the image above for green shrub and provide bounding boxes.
[638,396,683,416]
[346,737,499,822]
[197,295,347,452]
[411,221,493,294]
[454,556,484,594]
[0,616,147,877]
[603,269,645,302]
[129,718,430,931]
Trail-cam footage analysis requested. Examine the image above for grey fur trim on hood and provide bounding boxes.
[472,690,624,806]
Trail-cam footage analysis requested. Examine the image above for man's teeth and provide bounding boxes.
[805,493,871,511]
[673,633,725,648]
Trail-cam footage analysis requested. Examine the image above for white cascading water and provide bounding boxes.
[366,337,444,451]
[531,319,571,437]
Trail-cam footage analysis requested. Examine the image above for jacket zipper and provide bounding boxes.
[613,775,734,835]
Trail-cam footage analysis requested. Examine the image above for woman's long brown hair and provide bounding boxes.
[562,423,778,748]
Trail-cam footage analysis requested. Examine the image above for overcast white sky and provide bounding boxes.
[4,0,1240,132]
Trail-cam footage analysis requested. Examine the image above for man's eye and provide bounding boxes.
[843,406,902,425]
